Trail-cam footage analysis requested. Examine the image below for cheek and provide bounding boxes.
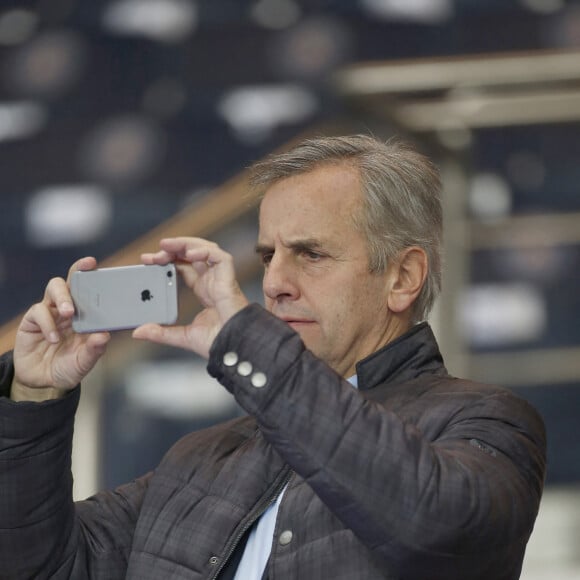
[263,294,273,311]
[317,292,351,334]
[341,275,387,321]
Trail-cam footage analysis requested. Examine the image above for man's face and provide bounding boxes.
[257,163,402,378]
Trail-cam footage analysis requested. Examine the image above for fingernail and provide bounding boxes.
[49,331,60,343]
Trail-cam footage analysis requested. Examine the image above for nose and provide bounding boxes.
[262,253,299,302]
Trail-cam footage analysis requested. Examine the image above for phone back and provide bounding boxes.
[71,264,178,333]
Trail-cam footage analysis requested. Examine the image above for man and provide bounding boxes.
[0,135,546,579]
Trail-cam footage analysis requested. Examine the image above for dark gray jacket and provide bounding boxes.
[0,304,546,579]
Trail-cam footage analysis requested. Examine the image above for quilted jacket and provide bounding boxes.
[0,304,546,579]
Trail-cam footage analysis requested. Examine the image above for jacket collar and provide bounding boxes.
[355,322,446,391]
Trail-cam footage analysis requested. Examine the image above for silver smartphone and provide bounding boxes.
[71,264,178,333]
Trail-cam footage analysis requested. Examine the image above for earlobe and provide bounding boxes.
[387,247,428,314]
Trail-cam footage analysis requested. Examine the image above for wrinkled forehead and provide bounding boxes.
[258,163,362,209]
[257,165,364,242]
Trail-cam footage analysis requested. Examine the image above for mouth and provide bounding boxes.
[279,317,315,328]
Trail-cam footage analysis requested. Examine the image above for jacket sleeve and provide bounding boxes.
[0,352,148,580]
[207,304,547,580]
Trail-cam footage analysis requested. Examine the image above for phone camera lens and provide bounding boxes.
[167,270,173,278]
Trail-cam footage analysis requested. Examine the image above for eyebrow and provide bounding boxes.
[255,238,325,256]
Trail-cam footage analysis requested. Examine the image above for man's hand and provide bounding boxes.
[12,257,111,401]
[133,237,249,358]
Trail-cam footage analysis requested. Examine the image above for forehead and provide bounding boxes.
[258,164,363,238]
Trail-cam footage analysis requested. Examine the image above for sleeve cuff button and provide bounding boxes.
[251,372,267,388]
[223,352,239,367]
[237,361,253,376]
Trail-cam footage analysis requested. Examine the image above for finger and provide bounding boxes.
[42,278,75,320]
[172,243,233,290]
[58,257,98,315]
[159,236,212,250]
[79,332,111,360]
[175,262,199,288]
[141,237,217,266]
[42,257,97,329]
[141,249,175,265]
[67,256,98,280]
[44,278,72,312]
[72,332,111,379]
[132,323,192,351]
[185,245,229,267]
[159,237,220,264]
[86,332,111,349]
[20,302,61,344]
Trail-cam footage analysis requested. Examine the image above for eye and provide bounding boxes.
[302,250,323,261]
[261,252,274,265]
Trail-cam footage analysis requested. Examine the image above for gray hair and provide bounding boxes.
[249,134,443,322]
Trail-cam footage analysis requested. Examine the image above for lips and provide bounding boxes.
[277,316,316,329]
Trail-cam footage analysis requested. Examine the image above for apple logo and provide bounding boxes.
[141,289,153,302]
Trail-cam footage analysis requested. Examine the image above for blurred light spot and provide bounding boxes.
[461,283,546,347]
[494,245,572,285]
[519,0,564,14]
[468,173,512,222]
[4,30,87,97]
[505,151,547,192]
[143,77,187,119]
[0,101,47,142]
[435,122,473,151]
[251,0,302,30]
[126,362,236,419]
[103,0,198,43]
[546,5,580,47]
[0,9,38,46]
[360,0,453,23]
[26,185,112,247]
[79,115,166,186]
[269,16,353,80]
[218,85,318,143]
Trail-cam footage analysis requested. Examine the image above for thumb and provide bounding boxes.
[77,333,111,374]
[133,323,192,351]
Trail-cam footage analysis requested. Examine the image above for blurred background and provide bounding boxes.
[1,1,579,578]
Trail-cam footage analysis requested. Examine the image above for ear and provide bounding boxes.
[387,247,428,314]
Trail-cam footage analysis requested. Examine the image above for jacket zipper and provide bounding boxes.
[208,466,292,580]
